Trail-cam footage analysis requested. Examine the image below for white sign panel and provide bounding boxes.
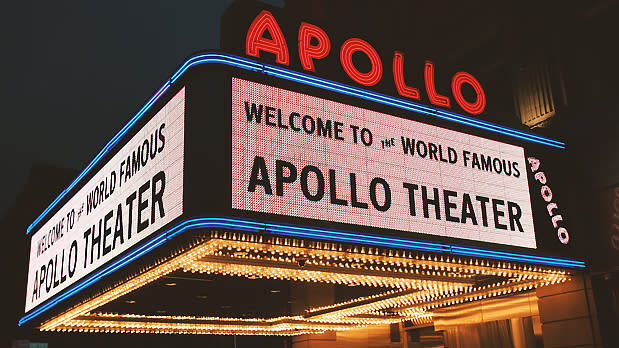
[26,88,185,312]
[232,78,536,249]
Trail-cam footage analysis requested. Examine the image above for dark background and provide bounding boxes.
[0,0,287,219]
[2,0,618,347]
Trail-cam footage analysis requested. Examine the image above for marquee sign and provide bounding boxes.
[25,89,185,312]
[21,52,580,327]
[232,78,535,248]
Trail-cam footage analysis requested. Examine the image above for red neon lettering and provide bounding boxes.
[451,71,486,115]
[424,60,450,108]
[298,22,330,72]
[340,38,382,86]
[246,10,289,65]
[392,51,420,100]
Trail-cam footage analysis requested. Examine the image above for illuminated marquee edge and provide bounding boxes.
[34,228,572,335]
[26,52,565,235]
[20,216,585,327]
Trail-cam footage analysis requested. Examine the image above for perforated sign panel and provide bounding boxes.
[232,78,535,249]
[26,88,185,312]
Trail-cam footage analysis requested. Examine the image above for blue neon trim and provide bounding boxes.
[19,216,584,326]
[26,52,565,235]
[191,218,585,268]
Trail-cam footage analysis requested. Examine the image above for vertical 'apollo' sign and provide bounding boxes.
[25,89,185,312]
[232,78,536,248]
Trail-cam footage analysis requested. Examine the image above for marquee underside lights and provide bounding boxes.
[47,313,402,336]
[36,230,572,335]
[20,217,584,326]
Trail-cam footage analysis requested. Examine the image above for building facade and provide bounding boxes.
[13,1,618,347]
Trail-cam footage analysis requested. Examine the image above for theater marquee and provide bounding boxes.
[20,52,583,334]
[25,88,185,312]
[232,78,536,248]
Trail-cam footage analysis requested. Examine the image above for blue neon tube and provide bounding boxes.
[20,216,584,326]
[26,52,565,235]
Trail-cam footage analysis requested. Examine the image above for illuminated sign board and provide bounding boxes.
[25,88,185,313]
[20,55,581,329]
[232,78,536,248]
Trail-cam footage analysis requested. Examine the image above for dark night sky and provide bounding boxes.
[0,0,283,220]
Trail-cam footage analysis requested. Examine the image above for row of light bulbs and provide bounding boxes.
[39,230,573,335]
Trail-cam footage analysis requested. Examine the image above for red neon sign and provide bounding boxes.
[245,10,486,115]
[246,10,289,65]
[392,51,420,100]
[340,38,383,86]
[298,22,330,72]
[452,71,486,115]
[424,60,451,108]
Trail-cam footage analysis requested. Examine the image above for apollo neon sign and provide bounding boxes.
[245,10,486,116]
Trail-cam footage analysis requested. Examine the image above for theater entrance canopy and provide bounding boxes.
[20,52,584,336]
